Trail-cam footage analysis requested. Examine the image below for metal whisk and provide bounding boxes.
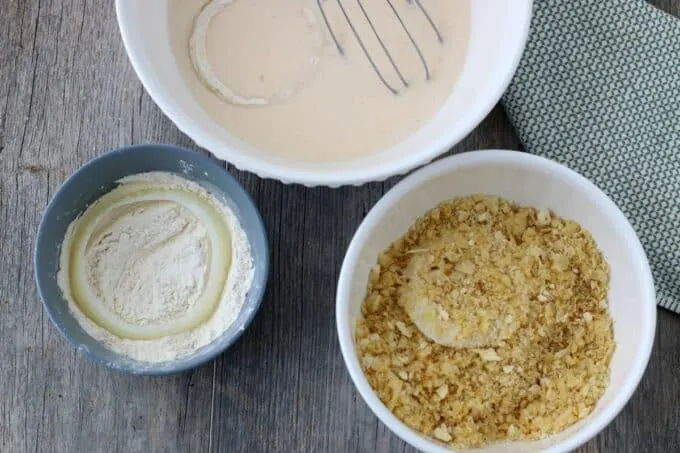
[317,0,444,95]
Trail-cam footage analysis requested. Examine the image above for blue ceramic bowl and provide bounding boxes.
[34,144,269,375]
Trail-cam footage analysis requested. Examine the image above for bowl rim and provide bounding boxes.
[33,144,270,376]
[114,0,534,187]
[336,149,656,452]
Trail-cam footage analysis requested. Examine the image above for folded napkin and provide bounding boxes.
[502,0,680,312]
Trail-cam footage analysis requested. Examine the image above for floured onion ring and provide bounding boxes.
[189,0,325,106]
[65,183,231,340]
[399,238,521,348]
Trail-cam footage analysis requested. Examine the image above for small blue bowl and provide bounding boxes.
[34,144,269,375]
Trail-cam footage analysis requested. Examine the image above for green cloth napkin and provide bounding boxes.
[501,0,680,313]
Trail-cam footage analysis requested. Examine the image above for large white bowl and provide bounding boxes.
[115,0,532,186]
[336,150,656,452]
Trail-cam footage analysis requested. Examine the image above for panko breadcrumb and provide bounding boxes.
[356,195,615,448]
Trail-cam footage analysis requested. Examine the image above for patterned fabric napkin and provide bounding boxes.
[501,0,680,312]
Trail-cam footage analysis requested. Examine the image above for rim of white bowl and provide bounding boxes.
[336,150,656,453]
[114,1,533,187]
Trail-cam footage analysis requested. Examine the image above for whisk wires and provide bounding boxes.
[317,0,444,95]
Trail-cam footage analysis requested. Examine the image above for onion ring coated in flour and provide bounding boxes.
[65,184,232,340]
[189,0,324,106]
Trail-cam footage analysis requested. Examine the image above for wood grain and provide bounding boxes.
[0,1,678,452]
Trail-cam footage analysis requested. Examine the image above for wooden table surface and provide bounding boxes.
[1,1,679,452]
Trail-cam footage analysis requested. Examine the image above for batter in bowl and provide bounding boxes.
[168,0,470,162]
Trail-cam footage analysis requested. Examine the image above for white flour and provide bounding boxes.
[57,172,254,363]
[86,200,210,326]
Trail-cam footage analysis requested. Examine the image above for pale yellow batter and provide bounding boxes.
[168,0,470,162]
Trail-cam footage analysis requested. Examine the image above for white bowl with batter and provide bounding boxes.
[116,0,532,186]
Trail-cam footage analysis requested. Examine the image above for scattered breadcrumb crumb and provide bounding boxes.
[356,195,615,448]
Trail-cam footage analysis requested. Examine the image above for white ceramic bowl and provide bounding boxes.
[336,150,656,452]
[115,0,532,186]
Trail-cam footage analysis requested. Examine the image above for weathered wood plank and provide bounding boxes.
[0,2,213,453]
